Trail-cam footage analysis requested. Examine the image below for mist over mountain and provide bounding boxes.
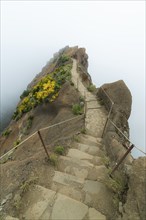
[1,1,145,158]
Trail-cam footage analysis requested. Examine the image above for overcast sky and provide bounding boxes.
[1,1,145,157]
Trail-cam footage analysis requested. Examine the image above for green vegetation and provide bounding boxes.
[2,128,12,137]
[79,96,85,102]
[26,115,34,130]
[20,177,38,194]
[20,89,30,99]
[52,64,72,85]
[24,115,34,134]
[13,139,21,147]
[73,135,80,142]
[81,128,86,134]
[87,84,96,93]
[49,153,58,166]
[14,177,38,211]
[21,115,34,135]
[13,63,72,120]
[54,146,65,155]
[105,174,128,203]
[102,156,110,168]
[58,55,70,66]
[107,178,123,194]
[72,104,83,115]
[99,99,104,105]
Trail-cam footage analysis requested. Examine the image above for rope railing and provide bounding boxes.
[0,114,84,162]
[101,86,146,155]
[109,119,146,155]
[100,86,146,175]
[101,87,114,106]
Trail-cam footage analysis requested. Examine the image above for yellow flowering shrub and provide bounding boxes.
[13,61,72,120]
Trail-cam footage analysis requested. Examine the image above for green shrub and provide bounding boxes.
[99,100,104,105]
[2,128,12,137]
[13,139,21,147]
[54,146,65,155]
[22,115,34,135]
[102,156,110,168]
[20,89,30,99]
[105,177,124,195]
[26,115,34,129]
[20,177,38,194]
[13,63,72,121]
[72,104,83,115]
[87,84,96,92]
[73,135,80,142]
[49,153,58,166]
[58,55,69,65]
[79,96,84,102]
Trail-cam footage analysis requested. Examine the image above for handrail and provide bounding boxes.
[0,114,84,161]
[40,115,83,132]
[100,86,146,155]
[101,87,114,105]
[109,119,146,155]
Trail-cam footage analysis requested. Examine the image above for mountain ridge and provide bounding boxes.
[0,46,145,220]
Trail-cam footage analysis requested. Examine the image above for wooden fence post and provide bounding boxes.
[110,144,134,176]
[101,103,113,138]
[37,130,50,159]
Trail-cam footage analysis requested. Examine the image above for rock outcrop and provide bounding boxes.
[98,80,146,220]
[118,157,146,220]
[98,80,133,165]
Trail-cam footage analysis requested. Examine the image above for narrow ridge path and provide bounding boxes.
[71,58,107,137]
[6,59,114,220]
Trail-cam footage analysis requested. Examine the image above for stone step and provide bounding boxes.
[67,149,93,160]
[51,171,84,201]
[78,134,102,146]
[67,149,104,166]
[86,101,101,109]
[52,171,84,187]
[5,217,19,220]
[22,184,106,220]
[82,180,114,218]
[58,156,94,179]
[74,142,105,156]
[58,156,107,181]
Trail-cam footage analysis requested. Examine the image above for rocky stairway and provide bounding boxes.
[19,185,107,220]
[14,134,112,220]
[5,134,114,220]
[5,59,114,220]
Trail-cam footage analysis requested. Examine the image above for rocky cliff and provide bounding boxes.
[98,80,146,220]
[0,46,145,220]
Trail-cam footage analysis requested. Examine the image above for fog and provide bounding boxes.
[1,1,145,157]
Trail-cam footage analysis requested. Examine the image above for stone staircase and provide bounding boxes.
[5,59,115,220]
[6,134,113,220]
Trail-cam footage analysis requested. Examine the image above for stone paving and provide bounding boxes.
[71,58,107,138]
